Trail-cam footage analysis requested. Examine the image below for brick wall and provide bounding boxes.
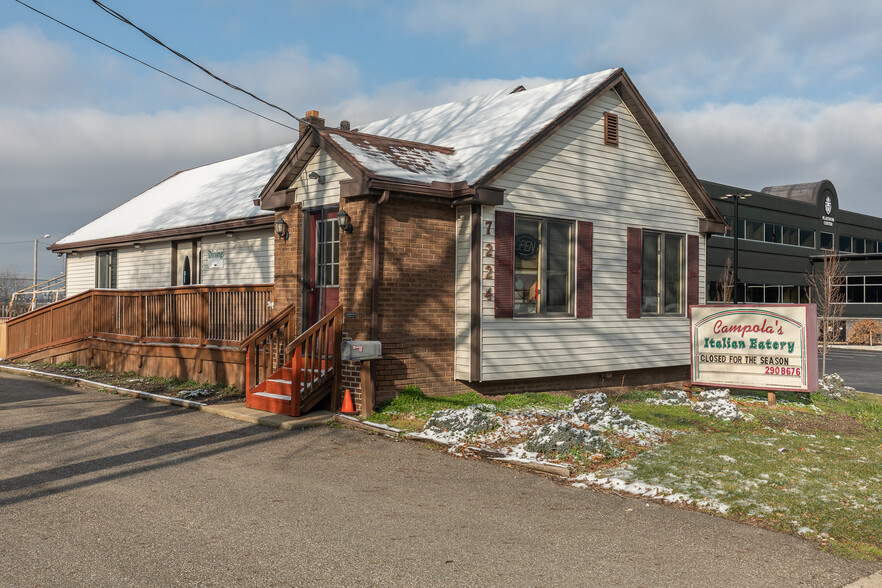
[272,204,302,334]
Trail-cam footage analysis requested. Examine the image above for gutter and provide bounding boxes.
[369,190,391,411]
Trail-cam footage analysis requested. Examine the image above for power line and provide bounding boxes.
[91,1,306,126]
[13,0,301,133]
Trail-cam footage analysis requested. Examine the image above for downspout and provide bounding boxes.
[370,189,391,409]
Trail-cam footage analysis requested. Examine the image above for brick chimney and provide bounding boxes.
[299,109,325,137]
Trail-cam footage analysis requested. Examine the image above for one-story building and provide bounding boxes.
[46,67,728,411]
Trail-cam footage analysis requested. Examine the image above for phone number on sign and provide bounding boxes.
[764,366,801,376]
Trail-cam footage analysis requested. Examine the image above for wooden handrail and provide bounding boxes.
[239,303,296,350]
[285,305,344,354]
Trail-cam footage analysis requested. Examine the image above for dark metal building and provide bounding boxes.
[703,179,882,336]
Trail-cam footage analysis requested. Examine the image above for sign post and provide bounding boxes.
[690,304,819,404]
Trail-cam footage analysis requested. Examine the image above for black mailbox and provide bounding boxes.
[341,340,382,361]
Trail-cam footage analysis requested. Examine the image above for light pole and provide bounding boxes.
[33,234,51,289]
[720,194,752,303]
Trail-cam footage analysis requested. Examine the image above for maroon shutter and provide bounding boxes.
[687,234,700,309]
[495,211,514,318]
[576,221,593,318]
[626,227,642,318]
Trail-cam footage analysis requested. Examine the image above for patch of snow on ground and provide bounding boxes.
[424,405,499,438]
[692,389,745,422]
[645,389,691,406]
[523,422,612,456]
[573,471,731,514]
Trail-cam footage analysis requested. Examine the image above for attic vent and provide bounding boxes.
[603,112,618,146]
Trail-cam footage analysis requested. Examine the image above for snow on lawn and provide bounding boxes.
[411,390,881,538]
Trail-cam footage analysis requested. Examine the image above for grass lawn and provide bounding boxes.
[368,386,882,560]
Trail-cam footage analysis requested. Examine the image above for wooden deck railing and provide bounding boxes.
[242,304,343,413]
[3,284,273,359]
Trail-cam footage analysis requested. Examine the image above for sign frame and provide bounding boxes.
[689,304,819,392]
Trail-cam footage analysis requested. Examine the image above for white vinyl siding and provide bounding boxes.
[454,206,471,380]
[117,243,172,289]
[294,149,351,209]
[65,253,96,296]
[478,88,706,381]
[200,229,273,285]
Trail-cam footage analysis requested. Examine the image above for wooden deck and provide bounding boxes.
[1,284,273,389]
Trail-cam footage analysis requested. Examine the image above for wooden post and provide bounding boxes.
[360,360,373,418]
[767,392,777,408]
[332,313,342,412]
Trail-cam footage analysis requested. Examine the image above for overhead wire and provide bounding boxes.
[91,1,306,126]
[12,0,301,133]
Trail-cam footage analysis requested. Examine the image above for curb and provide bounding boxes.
[333,414,402,437]
[0,365,331,431]
[0,365,205,409]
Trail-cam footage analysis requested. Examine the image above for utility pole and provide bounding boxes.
[32,234,51,306]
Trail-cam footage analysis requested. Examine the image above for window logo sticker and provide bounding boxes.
[514,233,539,258]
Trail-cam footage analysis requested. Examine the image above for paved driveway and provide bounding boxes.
[821,348,882,394]
[0,371,878,587]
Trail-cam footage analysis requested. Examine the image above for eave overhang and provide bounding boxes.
[49,214,274,253]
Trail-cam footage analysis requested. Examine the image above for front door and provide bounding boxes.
[305,209,340,327]
[173,240,199,286]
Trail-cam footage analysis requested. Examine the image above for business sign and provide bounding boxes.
[690,305,818,392]
[207,249,225,268]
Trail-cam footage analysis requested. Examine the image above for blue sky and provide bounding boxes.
[2,0,882,277]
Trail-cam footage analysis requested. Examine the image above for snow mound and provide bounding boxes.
[645,389,691,406]
[569,400,663,445]
[425,406,499,435]
[692,390,744,422]
[818,373,856,400]
[178,389,212,400]
[523,422,612,455]
[572,392,609,412]
[698,389,731,402]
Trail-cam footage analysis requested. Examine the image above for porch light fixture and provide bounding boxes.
[225,231,234,238]
[133,243,141,249]
[337,209,353,234]
[308,171,325,184]
[274,216,289,240]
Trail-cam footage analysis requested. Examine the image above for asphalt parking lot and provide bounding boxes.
[1,371,879,587]
[821,347,882,394]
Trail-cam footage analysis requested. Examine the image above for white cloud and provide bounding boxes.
[660,98,882,215]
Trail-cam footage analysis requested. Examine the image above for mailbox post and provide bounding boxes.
[341,340,382,417]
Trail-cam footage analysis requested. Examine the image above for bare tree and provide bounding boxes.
[715,255,734,304]
[0,269,25,303]
[805,249,846,377]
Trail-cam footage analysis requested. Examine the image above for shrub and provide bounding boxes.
[846,319,882,345]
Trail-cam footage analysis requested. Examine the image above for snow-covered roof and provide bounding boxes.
[346,69,618,185]
[55,143,294,247]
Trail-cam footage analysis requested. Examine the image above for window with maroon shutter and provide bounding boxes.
[687,235,700,309]
[494,211,514,318]
[627,227,642,318]
[577,221,593,318]
[633,229,688,317]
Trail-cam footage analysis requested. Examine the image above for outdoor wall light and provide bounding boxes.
[274,216,289,240]
[225,231,234,238]
[337,209,353,234]
[308,171,325,184]
[133,243,142,249]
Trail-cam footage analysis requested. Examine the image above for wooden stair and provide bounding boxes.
[241,305,343,417]
[246,360,332,416]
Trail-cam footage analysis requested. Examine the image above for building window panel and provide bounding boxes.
[782,226,799,246]
[513,216,573,316]
[641,231,684,315]
[96,249,117,289]
[865,277,882,303]
[765,224,782,244]
[839,234,852,253]
[745,220,764,241]
[820,232,834,250]
[799,229,815,248]
[854,238,866,254]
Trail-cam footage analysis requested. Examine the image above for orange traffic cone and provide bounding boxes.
[340,389,356,414]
